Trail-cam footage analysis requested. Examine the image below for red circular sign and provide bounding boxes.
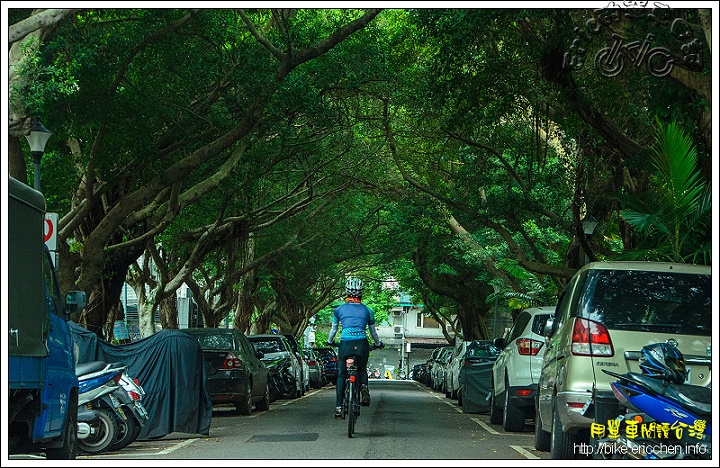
[44,218,54,243]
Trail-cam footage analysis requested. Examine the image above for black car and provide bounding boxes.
[180,328,270,415]
[313,347,339,385]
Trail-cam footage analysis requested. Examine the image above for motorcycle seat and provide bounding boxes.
[623,372,712,418]
[76,360,109,376]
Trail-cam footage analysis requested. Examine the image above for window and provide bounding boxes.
[417,314,441,328]
[580,269,711,335]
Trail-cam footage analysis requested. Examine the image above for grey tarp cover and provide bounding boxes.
[68,321,212,439]
[459,361,494,414]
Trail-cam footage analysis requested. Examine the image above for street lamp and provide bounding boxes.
[24,117,53,191]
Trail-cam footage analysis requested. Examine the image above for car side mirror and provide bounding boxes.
[543,317,555,338]
[493,337,506,349]
[65,291,87,318]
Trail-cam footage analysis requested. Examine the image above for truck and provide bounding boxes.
[8,176,86,459]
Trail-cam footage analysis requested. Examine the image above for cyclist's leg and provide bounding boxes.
[336,341,351,408]
[357,340,370,388]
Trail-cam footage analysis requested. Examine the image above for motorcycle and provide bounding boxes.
[75,361,126,454]
[595,341,711,460]
[105,368,149,453]
[265,357,298,402]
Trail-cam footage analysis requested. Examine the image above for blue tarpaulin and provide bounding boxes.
[68,321,212,440]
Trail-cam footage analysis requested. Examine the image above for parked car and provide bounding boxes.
[410,363,427,383]
[536,261,711,459]
[445,340,471,399]
[283,334,311,393]
[430,346,454,392]
[457,340,501,409]
[313,347,339,385]
[180,328,270,415]
[490,306,554,431]
[302,348,326,388]
[247,334,304,399]
[424,346,446,387]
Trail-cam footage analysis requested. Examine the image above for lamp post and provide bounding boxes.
[492,283,499,338]
[24,117,53,191]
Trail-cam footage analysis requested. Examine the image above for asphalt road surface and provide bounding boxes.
[71,379,551,461]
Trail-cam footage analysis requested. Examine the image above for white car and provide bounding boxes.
[490,306,555,432]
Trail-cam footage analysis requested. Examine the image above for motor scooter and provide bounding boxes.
[75,361,127,454]
[595,343,712,460]
[105,368,149,452]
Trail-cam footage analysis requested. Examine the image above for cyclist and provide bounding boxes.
[327,277,383,419]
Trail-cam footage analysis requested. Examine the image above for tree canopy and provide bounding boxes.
[6,7,712,341]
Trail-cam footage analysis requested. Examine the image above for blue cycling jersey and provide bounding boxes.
[332,302,375,341]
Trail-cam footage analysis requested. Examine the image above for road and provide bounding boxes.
[75,379,549,460]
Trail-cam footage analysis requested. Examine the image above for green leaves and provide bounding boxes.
[619,120,710,264]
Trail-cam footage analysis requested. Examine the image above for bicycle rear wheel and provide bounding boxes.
[347,380,355,438]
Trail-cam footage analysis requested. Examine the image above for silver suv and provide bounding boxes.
[535,261,711,459]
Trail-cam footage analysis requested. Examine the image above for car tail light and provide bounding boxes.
[329,357,338,362]
[307,360,317,366]
[571,318,614,356]
[516,338,543,356]
[221,352,244,370]
[516,389,532,397]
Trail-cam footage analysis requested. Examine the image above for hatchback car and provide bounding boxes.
[247,334,304,399]
[536,261,711,459]
[180,328,270,415]
[490,306,554,431]
[313,347,339,385]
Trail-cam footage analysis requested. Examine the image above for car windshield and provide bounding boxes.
[191,333,233,350]
[580,269,711,336]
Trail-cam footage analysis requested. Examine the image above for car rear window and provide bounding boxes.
[465,341,500,359]
[315,349,335,358]
[191,333,234,350]
[579,269,711,335]
[251,340,285,354]
[531,314,551,335]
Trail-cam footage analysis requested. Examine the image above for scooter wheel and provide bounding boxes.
[105,412,140,453]
[77,408,117,454]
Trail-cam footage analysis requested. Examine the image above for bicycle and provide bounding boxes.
[330,341,383,438]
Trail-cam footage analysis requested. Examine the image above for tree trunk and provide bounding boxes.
[159,293,178,330]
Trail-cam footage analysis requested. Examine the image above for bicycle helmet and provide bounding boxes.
[345,277,364,299]
[638,340,687,384]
